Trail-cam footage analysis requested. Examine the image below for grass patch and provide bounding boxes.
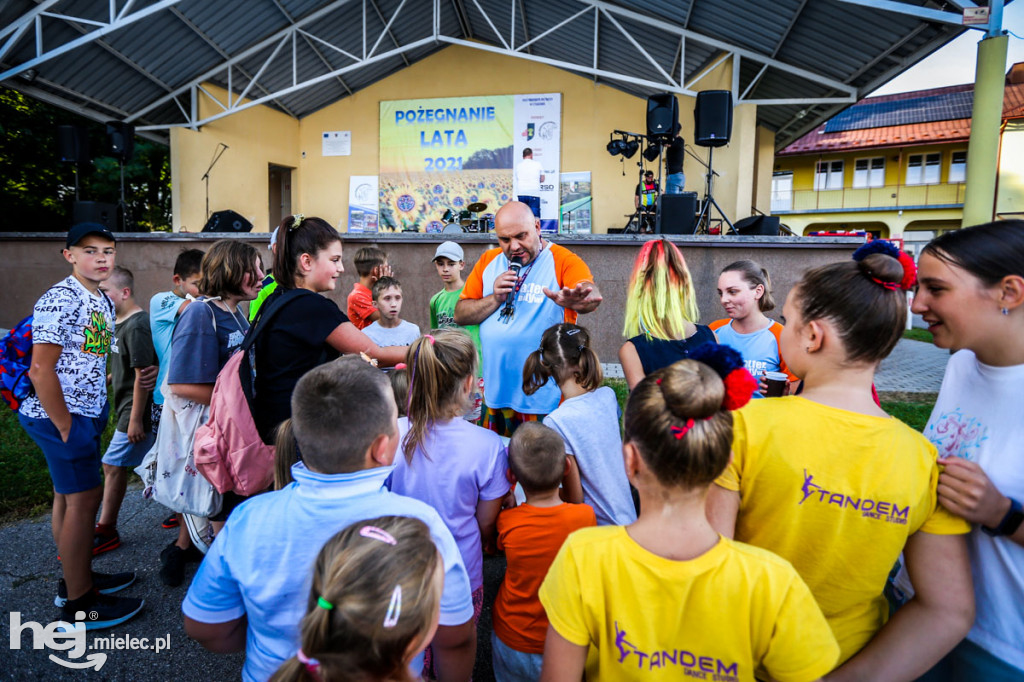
[903,328,934,344]
[0,408,117,522]
[880,400,934,432]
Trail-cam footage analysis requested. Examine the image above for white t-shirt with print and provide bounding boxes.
[20,276,115,420]
[924,350,1024,670]
[362,320,420,347]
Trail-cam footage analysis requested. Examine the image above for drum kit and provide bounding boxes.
[441,202,493,233]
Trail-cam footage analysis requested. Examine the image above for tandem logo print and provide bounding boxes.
[8,611,170,670]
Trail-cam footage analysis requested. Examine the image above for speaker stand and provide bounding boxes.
[116,158,129,232]
[695,147,735,235]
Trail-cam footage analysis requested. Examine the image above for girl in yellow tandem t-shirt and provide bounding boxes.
[539,357,839,682]
[709,248,973,679]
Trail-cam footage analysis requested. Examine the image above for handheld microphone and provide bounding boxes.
[500,256,523,319]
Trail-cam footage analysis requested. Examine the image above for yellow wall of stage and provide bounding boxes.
[170,45,765,233]
[170,84,300,233]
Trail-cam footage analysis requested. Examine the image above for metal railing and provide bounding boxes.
[772,183,966,213]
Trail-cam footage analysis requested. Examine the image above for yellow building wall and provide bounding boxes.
[171,85,300,233]
[753,126,776,213]
[777,143,968,191]
[997,122,1024,218]
[170,45,763,233]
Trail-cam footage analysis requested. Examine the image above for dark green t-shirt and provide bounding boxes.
[111,310,156,432]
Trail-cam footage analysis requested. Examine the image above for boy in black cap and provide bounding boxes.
[18,223,143,629]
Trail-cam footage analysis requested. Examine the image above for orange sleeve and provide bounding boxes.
[459,248,502,301]
[709,318,729,333]
[769,321,798,381]
[551,244,593,289]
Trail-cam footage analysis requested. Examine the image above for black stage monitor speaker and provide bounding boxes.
[646,93,679,139]
[73,201,119,231]
[105,121,135,162]
[694,90,733,148]
[656,192,698,235]
[203,209,253,233]
[734,215,780,236]
[57,125,89,165]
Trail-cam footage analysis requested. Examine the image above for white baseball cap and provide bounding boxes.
[433,241,464,262]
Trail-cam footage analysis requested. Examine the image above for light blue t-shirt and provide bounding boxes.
[543,387,637,526]
[711,320,790,399]
[363,319,420,347]
[149,291,184,405]
[182,463,475,682]
[477,245,581,414]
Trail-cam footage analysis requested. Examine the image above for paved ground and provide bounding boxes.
[0,486,503,681]
[1,338,946,681]
[875,338,950,394]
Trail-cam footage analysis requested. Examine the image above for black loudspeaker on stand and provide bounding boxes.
[646,93,679,139]
[203,210,253,233]
[656,193,698,235]
[694,90,733,147]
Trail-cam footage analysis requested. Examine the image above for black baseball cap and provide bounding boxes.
[66,223,116,248]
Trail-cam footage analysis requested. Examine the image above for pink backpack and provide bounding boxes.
[194,289,311,496]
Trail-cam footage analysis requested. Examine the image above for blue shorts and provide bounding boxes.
[19,404,110,495]
[491,631,544,682]
[102,429,155,468]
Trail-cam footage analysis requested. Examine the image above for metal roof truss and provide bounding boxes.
[0,0,859,133]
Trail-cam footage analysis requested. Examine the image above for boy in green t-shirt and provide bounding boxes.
[429,241,484,420]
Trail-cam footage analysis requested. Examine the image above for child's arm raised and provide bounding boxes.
[826,531,974,681]
[325,322,406,367]
[540,626,587,681]
[27,344,72,440]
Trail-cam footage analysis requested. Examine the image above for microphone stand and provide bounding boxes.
[201,143,229,222]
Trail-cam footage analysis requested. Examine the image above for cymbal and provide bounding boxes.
[467,202,487,213]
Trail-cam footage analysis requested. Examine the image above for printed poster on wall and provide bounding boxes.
[559,172,592,234]
[347,176,379,233]
[379,94,560,232]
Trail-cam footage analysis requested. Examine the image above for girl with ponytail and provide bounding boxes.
[539,348,839,681]
[387,330,508,634]
[252,214,407,447]
[707,242,975,679]
[270,515,443,682]
[524,322,636,526]
[618,238,717,389]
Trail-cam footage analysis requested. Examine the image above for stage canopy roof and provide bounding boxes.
[0,0,985,148]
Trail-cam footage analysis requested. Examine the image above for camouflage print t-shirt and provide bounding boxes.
[19,276,115,420]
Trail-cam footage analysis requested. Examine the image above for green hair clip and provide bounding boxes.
[317,596,334,611]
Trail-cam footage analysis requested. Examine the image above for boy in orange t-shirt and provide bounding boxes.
[347,246,389,329]
[493,422,596,679]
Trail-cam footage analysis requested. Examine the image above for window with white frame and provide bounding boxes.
[907,153,941,185]
[853,157,885,188]
[771,172,793,212]
[814,160,844,190]
[949,151,967,183]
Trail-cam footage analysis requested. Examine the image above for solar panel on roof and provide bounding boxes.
[824,90,974,133]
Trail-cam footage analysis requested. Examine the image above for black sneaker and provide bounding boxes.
[60,591,144,631]
[161,514,179,529]
[159,541,200,587]
[55,571,137,607]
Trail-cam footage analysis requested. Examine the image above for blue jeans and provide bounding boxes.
[918,639,1024,682]
[492,631,545,682]
[517,195,541,217]
[665,172,685,194]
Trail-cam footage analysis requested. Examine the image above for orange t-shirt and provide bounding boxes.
[493,502,596,653]
[347,282,375,330]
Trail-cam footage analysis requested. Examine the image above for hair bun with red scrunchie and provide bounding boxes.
[687,343,758,410]
[852,240,917,291]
